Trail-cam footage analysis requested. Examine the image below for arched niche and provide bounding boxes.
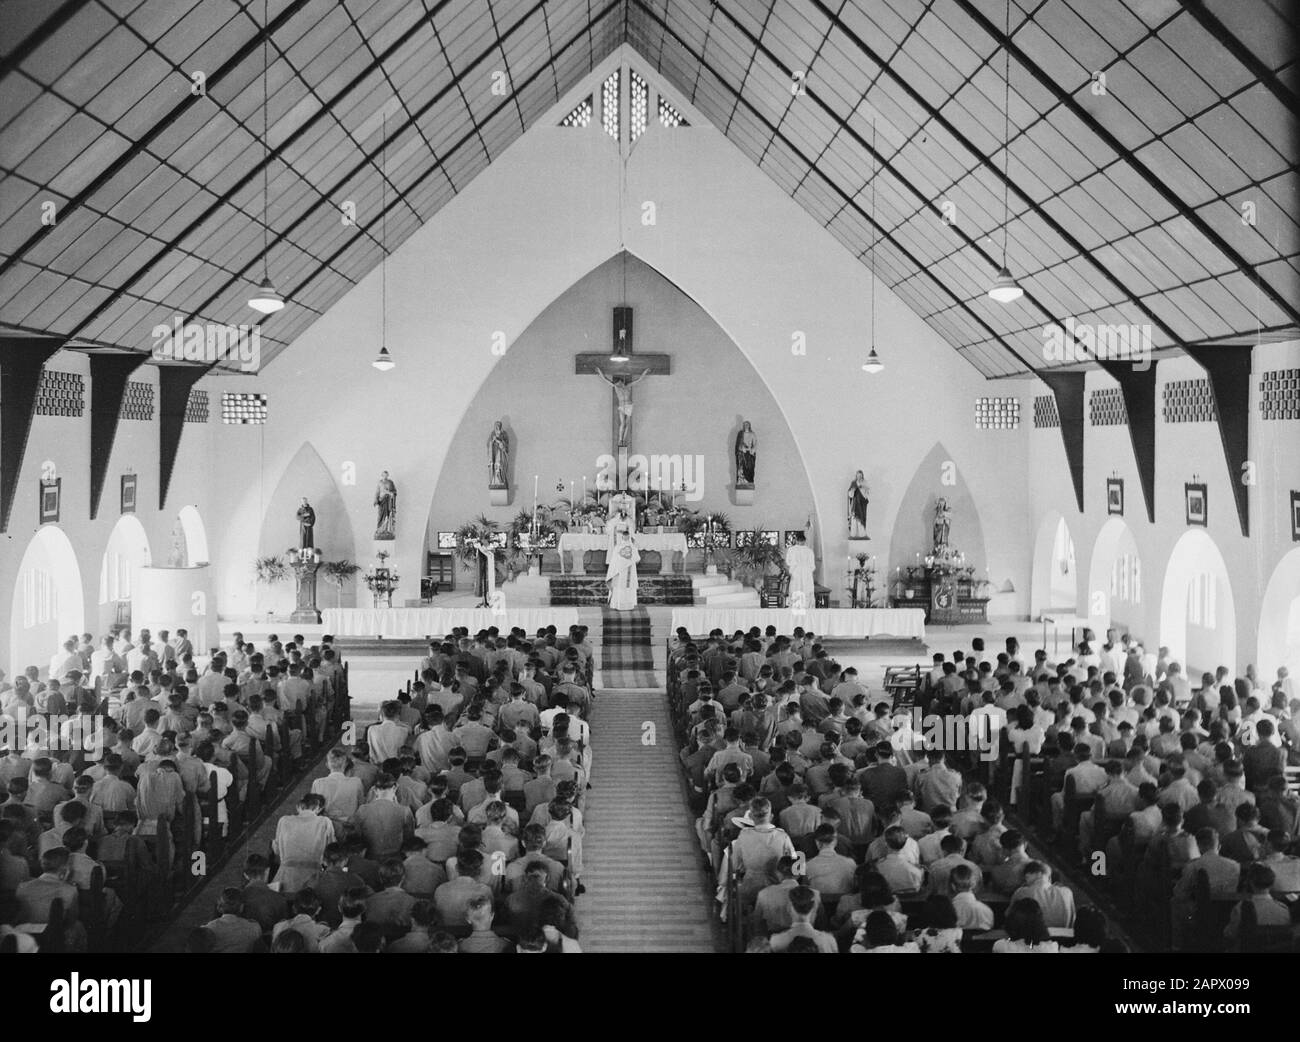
[888,442,988,580]
[1030,512,1078,618]
[421,252,817,583]
[177,504,210,566]
[1159,529,1237,677]
[1085,518,1142,636]
[98,514,152,634]
[258,443,358,611]
[1258,548,1300,686]
[9,526,85,676]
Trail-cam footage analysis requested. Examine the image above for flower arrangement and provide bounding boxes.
[362,551,400,607]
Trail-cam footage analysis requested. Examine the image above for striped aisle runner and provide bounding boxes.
[599,606,657,688]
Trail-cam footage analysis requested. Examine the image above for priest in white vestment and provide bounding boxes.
[785,532,816,610]
[605,508,640,611]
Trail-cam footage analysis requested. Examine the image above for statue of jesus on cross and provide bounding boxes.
[594,366,650,449]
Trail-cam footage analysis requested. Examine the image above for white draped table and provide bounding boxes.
[557,532,688,574]
[671,607,926,640]
[323,607,579,638]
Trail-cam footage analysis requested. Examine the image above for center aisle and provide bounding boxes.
[576,688,720,952]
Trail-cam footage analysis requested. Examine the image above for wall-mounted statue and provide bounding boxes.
[374,471,397,540]
[735,420,757,488]
[847,470,869,540]
[933,497,952,552]
[488,421,510,489]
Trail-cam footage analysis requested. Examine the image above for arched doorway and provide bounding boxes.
[98,515,152,635]
[1030,512,1077,618]
[1159,529,1237,677]
[1259,548,1300,688]
[9,526,85,676]
[177,504,210,566]
[1086,518,1142,637]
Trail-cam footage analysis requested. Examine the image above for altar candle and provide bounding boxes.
[570,480,575,511]
[582,476,587,503]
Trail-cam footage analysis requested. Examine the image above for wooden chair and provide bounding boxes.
[760,573,785,608]
[1191,868,1235,952]
[83,864,107,949]
[1238,898,1295,953]
[38,898,65,952]
[883,665,923,710]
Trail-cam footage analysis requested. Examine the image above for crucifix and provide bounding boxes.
[574,306,671,487]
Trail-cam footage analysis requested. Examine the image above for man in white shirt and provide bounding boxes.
[1166,663,1193,709]
[1012,863,1076,929]
[89,637,126,689]
[1052,745,1108,829]
[367,702,410,765]
[949,864,994,929]
[195,656,229,706]
[49,639,82,682]
[125,641,160,678]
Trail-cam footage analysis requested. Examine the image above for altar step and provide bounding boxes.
[549,575,694,607]
[691,574,761,607]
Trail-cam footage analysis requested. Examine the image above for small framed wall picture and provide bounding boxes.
[1291,490,1300,542]
[39,477,61,524]
[121,473,137,514]
[1185,482,1208,527]
[783,530,802,547]
[436,531,457,550]
[1106,478,1124,517]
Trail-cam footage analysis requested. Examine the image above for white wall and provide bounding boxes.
[207,48,1031,618]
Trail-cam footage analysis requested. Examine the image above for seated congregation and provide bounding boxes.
[1,622,595,953]
[186,624,594,954]
[669,625,1300,953]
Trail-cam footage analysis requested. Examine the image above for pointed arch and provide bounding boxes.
[9,526,85,675]
[1159,529,1236,677]
[889,442,988,578]
[1086,518,1142,637]
[1030,511,1078,618]
[258,443,358,609]
[1259,549,1300,686]
[98,514,152,634]
[177,505,210,566]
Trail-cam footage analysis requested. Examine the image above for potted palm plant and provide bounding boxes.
[731,527,787,589]
[253,555,288,617]
[454,515,505,596]
[321,559,362,607]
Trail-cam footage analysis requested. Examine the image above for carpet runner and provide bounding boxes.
[599,606,657,688]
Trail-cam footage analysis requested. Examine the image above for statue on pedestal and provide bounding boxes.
[296,498,316,550]
[488,421,509,488]
[374,471,397,540]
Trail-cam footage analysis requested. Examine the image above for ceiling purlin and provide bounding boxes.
[180,0,579,358]
[954,0,1300,331]
[0,0,317,284]
[798,0,1184,353]
[1180,0,1300,119]
[278,0,627,323]
[62,0,459,345]
[630,0,1041,375]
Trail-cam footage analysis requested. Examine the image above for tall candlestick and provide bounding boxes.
[570,480,575,512]
[582,476,587,504]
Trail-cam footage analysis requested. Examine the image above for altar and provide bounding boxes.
[557,531,688,574]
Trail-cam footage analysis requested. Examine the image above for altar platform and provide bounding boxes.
[671,607,925,640]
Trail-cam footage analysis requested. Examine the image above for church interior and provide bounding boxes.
[1,0,1298,968]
